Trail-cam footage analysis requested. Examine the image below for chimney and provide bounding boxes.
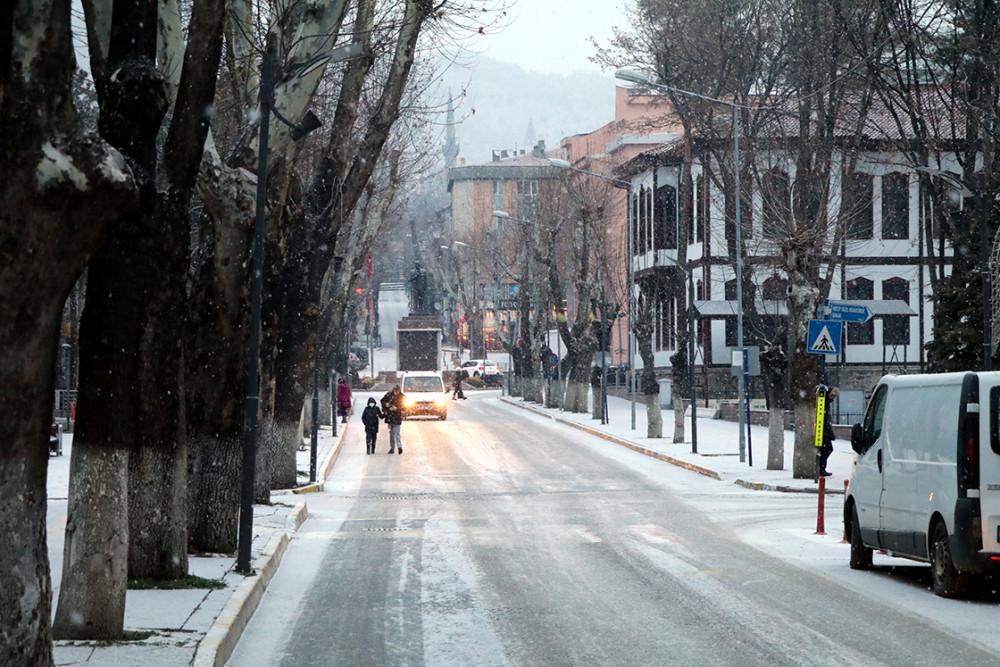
[532,139,546,158]
[501,149,509,159]
[492,150,500,162]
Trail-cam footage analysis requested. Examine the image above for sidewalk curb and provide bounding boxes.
[291,423,350,495]
[734,478,846,495]
[192,501,308,667]
[499,397,721,481]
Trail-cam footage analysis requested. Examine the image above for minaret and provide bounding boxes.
[443,92,459,170]
[524,116,536,151]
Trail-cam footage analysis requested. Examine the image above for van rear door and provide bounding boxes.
[980,379,1000,555]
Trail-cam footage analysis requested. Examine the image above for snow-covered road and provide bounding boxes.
[230,393,1000,665]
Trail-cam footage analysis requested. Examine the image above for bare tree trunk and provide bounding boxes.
[186,171,253,553]
[789,275,821,478]
[263,337,306,490]
[645,391,663,437]
[545,376,559,408]
[255,423,277,503]
[672,393,685,443]
[1,0,138,654]
[635,293,662,438]
[128,0,227,580]
[187,433,242,553]
[568,364,590,413]
[767,407,785,470]
[55,0,172,631]
[592,378,603,420]
[53,444,130,639]
[762,346,787,470]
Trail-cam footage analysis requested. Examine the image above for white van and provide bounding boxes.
[845,371,1000,597]
[399,371,448,420]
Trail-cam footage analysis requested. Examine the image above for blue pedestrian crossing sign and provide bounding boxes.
[808,320,842,355]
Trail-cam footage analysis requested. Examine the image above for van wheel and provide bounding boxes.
[849,506,873,570]
[931,522,970,598]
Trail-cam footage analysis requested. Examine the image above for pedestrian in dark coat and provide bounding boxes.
[451,369,467,400]
[336,379,352,423]
[361,398,384,455]
[819,386,839,477]
[381,385,405,454]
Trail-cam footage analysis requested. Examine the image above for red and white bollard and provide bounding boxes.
[814,475,827,535]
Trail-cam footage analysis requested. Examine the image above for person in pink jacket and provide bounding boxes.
[336,378,352,423]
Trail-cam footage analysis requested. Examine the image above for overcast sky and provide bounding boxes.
[476,0,630,77]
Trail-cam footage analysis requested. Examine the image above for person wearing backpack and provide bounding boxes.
[381,385,405,454]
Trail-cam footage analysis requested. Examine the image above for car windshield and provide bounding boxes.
[403,377,444,392]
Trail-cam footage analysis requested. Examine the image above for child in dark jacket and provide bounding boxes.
[361,398,384,455]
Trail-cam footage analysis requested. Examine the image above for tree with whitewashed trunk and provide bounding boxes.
[53,0,226,639]
[250,0,438,494]
[0,0,138,661]
[540,179,609,415]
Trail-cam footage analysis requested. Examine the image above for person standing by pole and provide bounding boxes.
[817,386,839,477]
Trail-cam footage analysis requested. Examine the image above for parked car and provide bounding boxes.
[460,359,500,380]
[845,371,1000,597]
[348,352,366,371]
[350,342,369,364]
[400,371,448,420]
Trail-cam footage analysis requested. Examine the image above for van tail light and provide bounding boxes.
[965,435,980,490]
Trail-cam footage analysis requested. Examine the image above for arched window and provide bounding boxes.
[656,184,677,249]
[638,185,649,252]
[631,192,640,256]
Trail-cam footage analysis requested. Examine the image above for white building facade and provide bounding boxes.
[619,139,966,406]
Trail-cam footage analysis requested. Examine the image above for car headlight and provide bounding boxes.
[434,396,447,407]
[403,397,415,407]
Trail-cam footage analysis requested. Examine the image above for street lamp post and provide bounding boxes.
[236,38,275,575]
[614,67,744,459]
[549,158,638,430]
[687,260,698,453]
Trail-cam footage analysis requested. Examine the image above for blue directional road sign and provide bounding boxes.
[826,301,872,323]
[807,320,842,355]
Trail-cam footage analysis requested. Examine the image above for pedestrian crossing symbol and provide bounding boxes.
[807,319,842,355]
